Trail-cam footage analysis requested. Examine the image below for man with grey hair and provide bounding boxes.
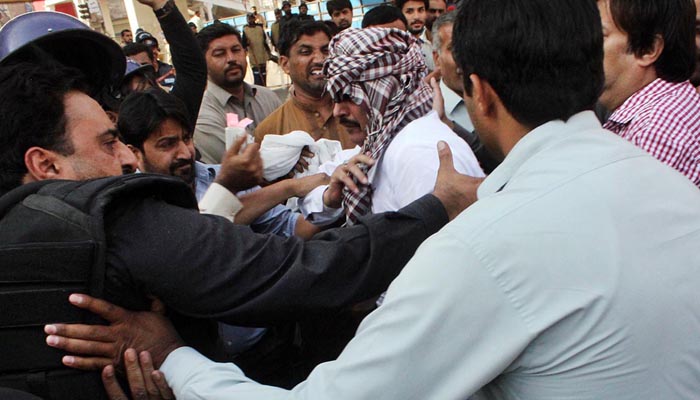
[431,11,497,172]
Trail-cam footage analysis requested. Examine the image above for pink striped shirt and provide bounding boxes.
[603,78,700,187]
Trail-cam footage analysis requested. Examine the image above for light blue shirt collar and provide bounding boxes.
[478,111,602,198]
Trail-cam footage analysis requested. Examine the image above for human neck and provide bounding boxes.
[223,82,245,101]
[294,86,332,111]
[294,86,327,103]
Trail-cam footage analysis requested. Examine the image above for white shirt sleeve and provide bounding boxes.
[296,147,361,226]
[198,182,244,222]
[160,226,534,400]
[298,185,344,226]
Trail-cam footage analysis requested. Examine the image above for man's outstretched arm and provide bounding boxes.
[105,142,481,325]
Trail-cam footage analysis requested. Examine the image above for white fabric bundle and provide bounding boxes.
[260,130,343,181]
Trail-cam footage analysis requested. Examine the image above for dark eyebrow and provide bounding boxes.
[98,129,119,141]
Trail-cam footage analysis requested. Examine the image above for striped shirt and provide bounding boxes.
[603,78,700,187]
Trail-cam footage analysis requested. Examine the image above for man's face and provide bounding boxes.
[333,98,369,146]
[282,31,330,97]
[401,0,426,36]
[283,4,292,15]
[300,5,308,15]
[205,34,248,89]
[275,10,282,20]
[247,14,256,25]
[57,91,137,179]
[130,51,157,72]
[135,118,196,187]
[691,0,700,86]
[332,8,353,30]
[148,45,160,62]
[433,23,462,95]
[122,30,133,43]
[597,0,642,111]
[426,0,445,29]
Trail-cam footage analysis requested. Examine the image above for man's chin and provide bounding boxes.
[172,165,195,186]
[408,26,424,35]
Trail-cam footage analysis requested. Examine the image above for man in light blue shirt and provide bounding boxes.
[193,162,297,237]
[43,1,700,398]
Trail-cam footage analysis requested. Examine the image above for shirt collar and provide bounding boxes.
[440,80,463,115]
[207,81,257,108]
[478,111,602,198]
[194,161,220,199]
[607,78,684,125]
[419,29,430,44]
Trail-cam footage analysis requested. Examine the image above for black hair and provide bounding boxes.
[120,29,131,36]
[278,20,332,57]
[118,88,192,151]
[0,61,88,193]
[607,0,695,82]
[361,5,408,28]
[122,42,154,62]
[196,23,243,54]
[453,0,604,129]
[394,0,429,11]
[326,0,352,14]
[323,20,339,36]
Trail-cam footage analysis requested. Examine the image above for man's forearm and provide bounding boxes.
[236,180,297,225]
[111,194,448,326]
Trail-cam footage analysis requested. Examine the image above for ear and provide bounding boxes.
[24,147,63,181]
[432,50,441,70]
[467,73,496,117]
[127,144,145,166]
[637,34,664,67]
[279,55,290,74]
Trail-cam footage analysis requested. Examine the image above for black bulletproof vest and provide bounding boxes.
[0,174,196,399]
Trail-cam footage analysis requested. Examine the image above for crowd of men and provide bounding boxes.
[0,0,700,399]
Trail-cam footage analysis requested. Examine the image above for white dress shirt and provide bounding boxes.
[162,111,700,399]
[299,111,484,222]
[441,79,474,132]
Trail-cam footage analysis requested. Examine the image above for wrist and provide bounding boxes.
[214,175,240,194]
[323,187,342,209]
[152,341,184,369]
[153,0,174,18]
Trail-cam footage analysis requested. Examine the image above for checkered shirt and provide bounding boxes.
[603,78,700,187]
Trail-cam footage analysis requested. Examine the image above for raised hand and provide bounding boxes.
[216,135,264,193]
[431,141,484,220]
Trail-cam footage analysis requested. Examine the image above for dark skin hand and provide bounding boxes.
[323,153,375,209]
[293,146,315,174]
[45,294,183,371]
[215,135,264,193]
[431,141,484,220]
[102,349,174,400]
[322,142,483,220]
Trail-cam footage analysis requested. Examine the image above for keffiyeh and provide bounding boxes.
[324,28,433,224]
